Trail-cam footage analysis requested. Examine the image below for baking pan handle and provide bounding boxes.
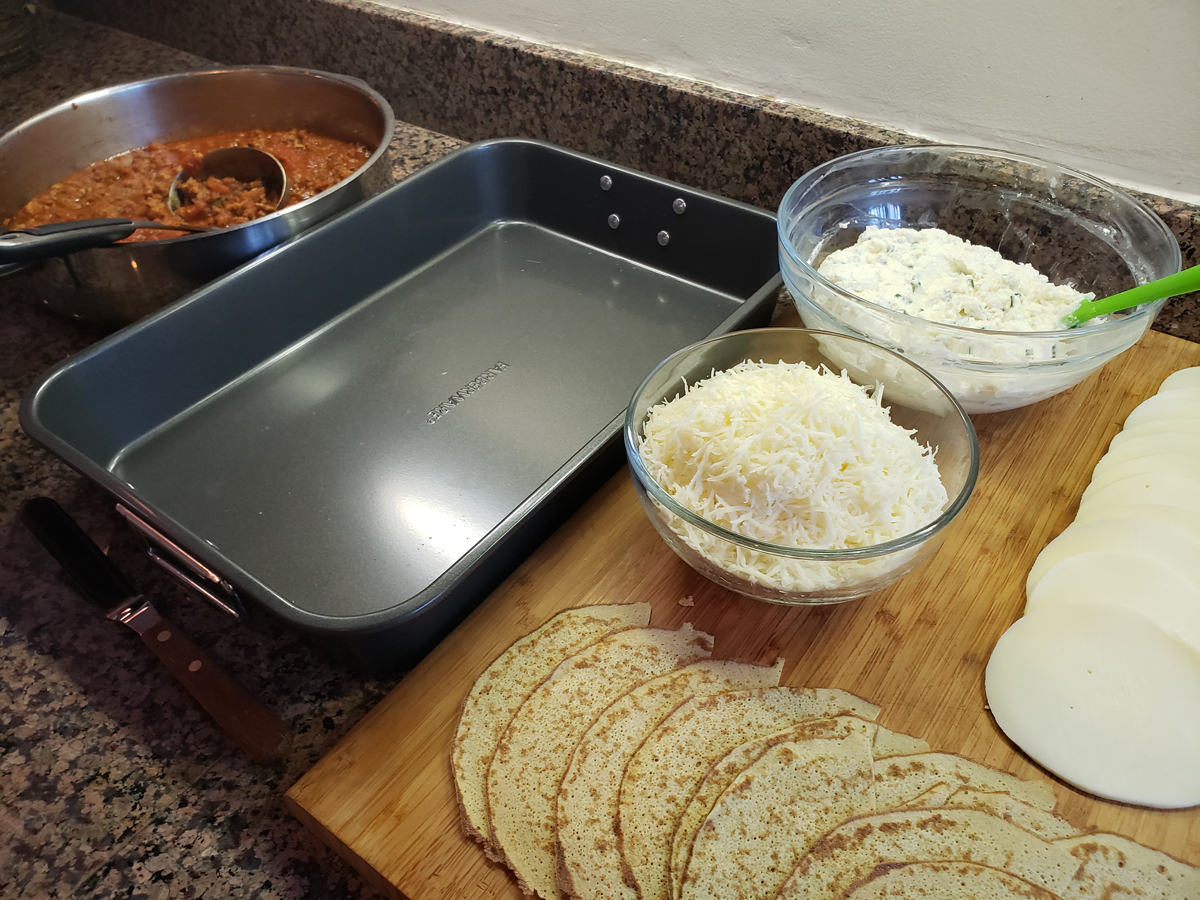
[116,503,246,619]
[146,544,245,620]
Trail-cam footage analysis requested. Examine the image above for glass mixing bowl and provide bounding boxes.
[624,328,979,605]
[777,145,1182,414]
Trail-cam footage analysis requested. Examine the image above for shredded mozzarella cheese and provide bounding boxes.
[637,360,949,593]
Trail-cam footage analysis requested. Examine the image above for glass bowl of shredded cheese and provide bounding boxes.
[624,328,979,604]
[777,144,1182,414]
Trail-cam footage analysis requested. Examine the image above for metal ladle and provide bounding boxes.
[0,147,290,269]
[167,146,289,215]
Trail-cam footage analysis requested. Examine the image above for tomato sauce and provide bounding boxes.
[6,128,371,240]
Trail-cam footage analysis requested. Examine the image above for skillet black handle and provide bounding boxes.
[0,218,139,264]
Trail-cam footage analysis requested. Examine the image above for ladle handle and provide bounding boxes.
[1066,265,1200,326]
[0,218,139,264]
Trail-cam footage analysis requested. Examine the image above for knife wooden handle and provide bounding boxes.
[139,612,291,764]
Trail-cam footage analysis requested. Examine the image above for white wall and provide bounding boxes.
[370,0,1200,203]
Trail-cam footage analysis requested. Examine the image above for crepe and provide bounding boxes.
[873,752,1057,812]
[617,687,881,900]
[487,622,714,900]
[555,657,784,900]
[1056,832,1200,900]
[843,861,1063,899]
[669,716,897,900]
[675,741,1073,900]
[679,720,875,900]
[452,604,651,846]
[776,808,1080,900]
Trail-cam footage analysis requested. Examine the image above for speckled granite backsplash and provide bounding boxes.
[43,0,1200,340]
[2,5,1199,900]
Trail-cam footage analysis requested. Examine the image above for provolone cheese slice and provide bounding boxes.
[1158,366,1200,394]
[1083,453,1200,500]
[1122,389,1200,428]
[985,603,1200,809]
[1025,517,1200,596]
[1025,550,1200,651]
[1076,471,1200,518]
[1107,419,1200,441]
[1073,501,1200,536]
[1099,432,1200,464]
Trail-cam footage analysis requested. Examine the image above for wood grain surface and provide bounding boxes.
[285,325,1200,900]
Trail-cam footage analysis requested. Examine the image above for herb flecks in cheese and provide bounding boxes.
[636,360,948,593]
[817,226,1094,331]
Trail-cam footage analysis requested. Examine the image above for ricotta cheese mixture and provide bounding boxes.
[637,360,949,593]
[817,226,1094,331]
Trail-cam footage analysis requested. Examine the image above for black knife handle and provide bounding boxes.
[21,496,139,611]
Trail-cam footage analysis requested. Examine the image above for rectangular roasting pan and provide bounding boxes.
[20,138,782,674]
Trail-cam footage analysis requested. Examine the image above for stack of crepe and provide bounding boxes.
[451,604,1197,900]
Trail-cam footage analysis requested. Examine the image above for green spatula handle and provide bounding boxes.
[1065,265,1200,327]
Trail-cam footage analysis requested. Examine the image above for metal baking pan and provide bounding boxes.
[20,138,782,674]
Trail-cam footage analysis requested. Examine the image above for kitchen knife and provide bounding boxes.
[21,496,291,763]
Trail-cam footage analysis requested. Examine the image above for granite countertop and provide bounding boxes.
[0,14,461,900]
[3,8,1199,900]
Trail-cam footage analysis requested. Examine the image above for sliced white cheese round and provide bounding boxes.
[1122,389,1200,428]
[1025,517,1200,596]
[1076,471,1200,518]
[1100,432,1200,464]
[985,603,1200,809]
[1085,453,1200,497]
[1025,550,1200,651]
[1109,419,1200,443]
[1158,366,1200,393]
[1073,502,1200,538]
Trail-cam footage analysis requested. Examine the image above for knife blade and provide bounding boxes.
[21,496,291,763]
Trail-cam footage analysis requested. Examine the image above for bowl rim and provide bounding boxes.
[623,326,980,561]
[776,143,1182,341]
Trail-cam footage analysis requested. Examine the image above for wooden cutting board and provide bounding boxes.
[286,322,1200,900]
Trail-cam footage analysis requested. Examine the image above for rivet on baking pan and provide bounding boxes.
[672,198,687,214]
[600,175,613,191]
[608,214,620,229]
[657,230,670,246]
